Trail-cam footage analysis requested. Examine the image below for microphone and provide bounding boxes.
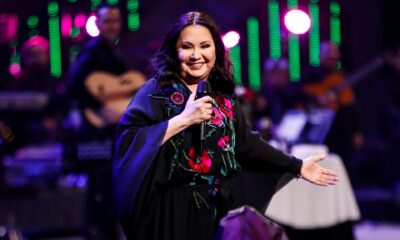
[195,81,211,155]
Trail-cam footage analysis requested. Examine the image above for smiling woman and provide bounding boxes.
[112,11,338,240]
[176,25,216,85]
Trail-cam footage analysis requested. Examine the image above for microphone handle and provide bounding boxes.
[199,122,205,154]
[195,81,210,155]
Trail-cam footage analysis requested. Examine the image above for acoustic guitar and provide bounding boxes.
[84,70,146,128]
[304,55,387,110]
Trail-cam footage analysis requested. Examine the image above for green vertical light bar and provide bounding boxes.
[247,17,261,90]
[229,45,242,85]
[10,53,20,64]
[309,0,320,66]
[48,1,62,78]
[127,0,139,11]
[27,15,39,29]
[288,0,300,81]
[27,15,39,37]
[107,0,119,5]
[9,36,20,67]
[127,0,140,31]
[330,1,341,45]
[288,36,300,80]
[91,0,101,10]
[70,27,80,38]
[288,0,298,8]
[268,1,281,60]
[128,12,140,31]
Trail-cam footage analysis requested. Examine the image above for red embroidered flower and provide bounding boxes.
[210,107,224,127]
[170,91,184,105]
[217,136,230,151]
[215,96,233,119]
[188,147,212,174]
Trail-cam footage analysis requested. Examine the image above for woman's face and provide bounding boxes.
[176,25,216,84]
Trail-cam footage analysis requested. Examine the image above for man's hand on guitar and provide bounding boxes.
[83,106,122,128]
[316,91,337,108]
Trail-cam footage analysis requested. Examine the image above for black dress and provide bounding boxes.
[113,79,302,240]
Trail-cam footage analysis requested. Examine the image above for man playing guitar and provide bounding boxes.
[301,41,364,163]
[67,4,144,139]
[66,4,144,239]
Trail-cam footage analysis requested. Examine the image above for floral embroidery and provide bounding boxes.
[187,147,212,174]
[149,83,189,117]
[215,96,233,119]
[217,136,230,151]
[209,107,224,127]
[150,81,240,185]
[170,91,184,105]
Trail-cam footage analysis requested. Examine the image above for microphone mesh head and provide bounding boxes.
[196,81,211,97]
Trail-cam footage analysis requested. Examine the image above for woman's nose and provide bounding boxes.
[190,49,200,59]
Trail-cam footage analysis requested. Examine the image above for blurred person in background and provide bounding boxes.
[301,41,364,164]
[2,35,65,153]
[66,4,145,239]
[253,58,304,141]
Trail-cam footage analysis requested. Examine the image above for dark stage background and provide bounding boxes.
[1,0,400,239]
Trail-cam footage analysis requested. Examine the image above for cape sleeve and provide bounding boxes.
[228,100,303,212]
[112,80,168,224]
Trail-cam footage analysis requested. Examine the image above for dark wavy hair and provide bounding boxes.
[150,11,235,96]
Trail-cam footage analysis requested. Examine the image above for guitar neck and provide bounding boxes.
[336,56,385,91]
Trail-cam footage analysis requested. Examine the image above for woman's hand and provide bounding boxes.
[300,155,338,186]
[162,92,212,144]
[179,92,213,126]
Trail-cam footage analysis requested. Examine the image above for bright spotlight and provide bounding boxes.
[284,9,311,34]
[222,31,240,48]
[86,15,99,37]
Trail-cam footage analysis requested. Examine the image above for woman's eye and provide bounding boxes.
[201,44,210,48]
[181,44,191,49]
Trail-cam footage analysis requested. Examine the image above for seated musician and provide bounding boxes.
[67,3,145,141]
[301,41,363,163]
[1,35,65,153]
[66,4,144,239]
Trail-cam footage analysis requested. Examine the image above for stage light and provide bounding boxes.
[222,31,240,49]
[9,63,21,77]
[70,27,80,38]
[268,1,281,60]
[90,0,101,10]
[48,1,62,78]
[247,17,261,90]
[61,13,72,38]
[107,0,119,5]
[27,15,39,29]
[309,2,320,66]
[74,13,86,28]
[330,1,341,45]
[229,46,242,85]
[128,12,140,31]
[127,0,140,31]
[284,9,311,34]
[86,15,99,37]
